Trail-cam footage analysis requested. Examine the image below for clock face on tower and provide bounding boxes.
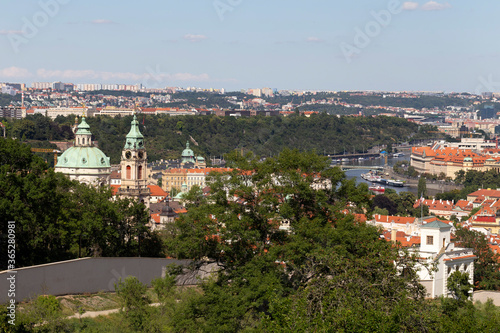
[138,152,144,159]
[125,151,132,159]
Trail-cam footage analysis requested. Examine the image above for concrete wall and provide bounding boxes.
[0,257,202,304]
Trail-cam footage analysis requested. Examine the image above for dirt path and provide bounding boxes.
[66,303,161,319]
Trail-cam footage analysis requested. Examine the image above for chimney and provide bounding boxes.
[391,229,397,243]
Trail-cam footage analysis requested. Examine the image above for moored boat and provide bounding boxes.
[387,179,405,187]
[369,185,385,194]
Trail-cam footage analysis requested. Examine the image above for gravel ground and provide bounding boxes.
[473,291,500,306]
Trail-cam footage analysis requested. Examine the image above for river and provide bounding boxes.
[338,155,418,195]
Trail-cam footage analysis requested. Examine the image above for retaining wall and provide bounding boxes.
[0,257,201,303]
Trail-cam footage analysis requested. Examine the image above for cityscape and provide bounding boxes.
[2,1,500,332]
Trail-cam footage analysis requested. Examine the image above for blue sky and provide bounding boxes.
[1,0,500,93]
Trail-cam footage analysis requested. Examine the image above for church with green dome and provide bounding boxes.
[181,141,206,168]
[55,117,111,185]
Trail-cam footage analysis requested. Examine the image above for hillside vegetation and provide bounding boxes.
[1,113,440,164]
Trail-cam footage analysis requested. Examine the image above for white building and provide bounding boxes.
[439,137,496,151]
[410,220,476,299]
[46,107,87,119]
[32,82,52,90]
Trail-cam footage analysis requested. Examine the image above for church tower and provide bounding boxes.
[117,114,150,207]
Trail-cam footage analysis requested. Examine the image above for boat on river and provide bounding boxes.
[369,185,385,194]
[387,179,405,187]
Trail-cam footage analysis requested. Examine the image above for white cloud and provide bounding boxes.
[0,30,24,35]
[421,1,451,11]
[183,34,208,42]
[306,37,324,43]
[402,2,419,10]
[91,19,116,24]
[0,66,32,78]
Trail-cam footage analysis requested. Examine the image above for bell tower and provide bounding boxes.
[117,114,150,207]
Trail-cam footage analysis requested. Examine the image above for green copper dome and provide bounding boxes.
[181,142,194,163]
[124,114,145,149]
[55,117,111,169]
[56,147,111,168]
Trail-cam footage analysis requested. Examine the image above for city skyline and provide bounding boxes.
[1,1,500,93]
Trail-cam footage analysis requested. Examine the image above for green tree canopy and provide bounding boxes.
[0,137,162,269]
[166,149,432,332]
[454,227,500,290]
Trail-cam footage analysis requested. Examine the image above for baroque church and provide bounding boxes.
[55,117,111,186]
[116,114,151,207]
[55,114,152,208]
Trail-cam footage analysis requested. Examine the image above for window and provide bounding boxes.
[138,165,143,179]
[426,235,433,245]
[126,165,131,179]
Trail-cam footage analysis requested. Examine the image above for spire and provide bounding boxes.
[124,115,144,149]
[76,117,92,135]
[75,117,93,147]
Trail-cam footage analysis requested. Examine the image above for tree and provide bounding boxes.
[167,149,431,332]
[455,169,465,184]
[115,276,151,331]
[447,271,472,302]
[407,165,418,177]
[180,184,207,208]
[418,176,427,198]
[0,137,163,269]
[372,194,398,215]
[14,295,66,331]
[386,143,393,154]
[454,227,500,290]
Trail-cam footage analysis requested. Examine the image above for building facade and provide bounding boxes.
[411,142,498,178]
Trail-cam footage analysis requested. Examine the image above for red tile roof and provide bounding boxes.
[150,213,160,224]
[454,200,473,211]
[444,255,477,261]
[110,185,120,195]
[147,185,168,197]
[110,170,121,179]
[474,215,496,223]
[374,215,416,225]
[468,189,500,199]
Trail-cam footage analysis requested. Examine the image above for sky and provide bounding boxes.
[1,0,500,93]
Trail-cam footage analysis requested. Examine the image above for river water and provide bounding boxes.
[338,155,418,195]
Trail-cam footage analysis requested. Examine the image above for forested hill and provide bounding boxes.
[2,113,440,164]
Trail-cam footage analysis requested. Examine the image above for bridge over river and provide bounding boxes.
[339,165,384,171]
